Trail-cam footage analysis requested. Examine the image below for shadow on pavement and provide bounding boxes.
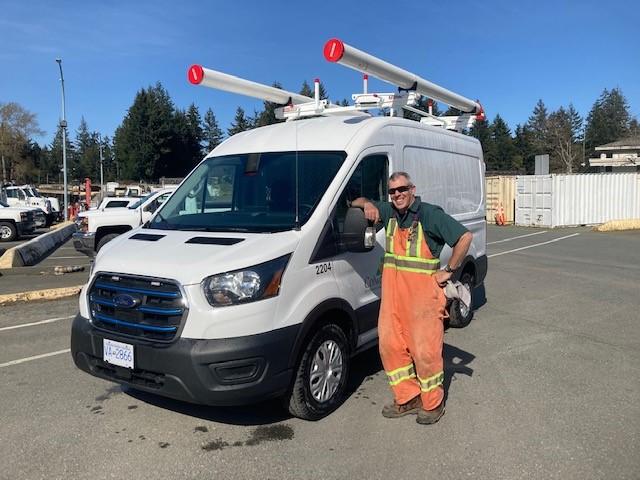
[123,345,385,426]
[443,343,476,404]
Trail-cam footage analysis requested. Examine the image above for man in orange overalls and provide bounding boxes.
[354,172,473,424]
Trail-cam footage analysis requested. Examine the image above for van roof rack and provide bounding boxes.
[187,38,484,132]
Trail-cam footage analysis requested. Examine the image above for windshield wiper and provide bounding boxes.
[187,226,251,232]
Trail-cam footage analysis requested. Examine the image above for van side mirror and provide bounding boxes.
[341,207,375,252]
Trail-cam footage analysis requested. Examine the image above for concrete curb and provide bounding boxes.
[593,219,640,232]
[0,285,83,305]
[0,222,76,269]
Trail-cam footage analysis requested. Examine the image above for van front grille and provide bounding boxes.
[88,273,186,342]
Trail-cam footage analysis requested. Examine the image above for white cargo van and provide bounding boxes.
[71,40,487,420]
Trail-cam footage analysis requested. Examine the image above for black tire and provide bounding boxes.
[96,233,120,252]
[0,221,17,242]
[285,323,350,421]
[447,271,474,328]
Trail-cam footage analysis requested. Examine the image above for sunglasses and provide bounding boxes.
[388,185,413,195]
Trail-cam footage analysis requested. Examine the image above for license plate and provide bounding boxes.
[103,339,134,369]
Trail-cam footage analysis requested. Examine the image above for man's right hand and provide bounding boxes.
[363,201,380,224]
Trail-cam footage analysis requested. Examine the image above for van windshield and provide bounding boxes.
[151,151,346,233]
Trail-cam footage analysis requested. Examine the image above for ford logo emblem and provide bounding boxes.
[113,293,140,309]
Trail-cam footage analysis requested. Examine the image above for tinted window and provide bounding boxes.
[154,151,346,233]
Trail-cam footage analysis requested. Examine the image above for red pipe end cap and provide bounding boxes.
[323,38,344,62]
[188,65,204,85]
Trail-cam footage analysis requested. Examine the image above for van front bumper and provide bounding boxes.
[70,314,299,406]
[73,232,96,257]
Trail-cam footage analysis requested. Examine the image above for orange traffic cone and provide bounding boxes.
[494,203,506,226]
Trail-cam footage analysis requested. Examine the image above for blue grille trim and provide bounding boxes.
[90,295,182,316]
[138,305,184,316]
[94,281,180,298]
[94,312,177,333]
[89,273,186,342]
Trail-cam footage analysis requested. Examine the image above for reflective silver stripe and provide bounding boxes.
[383,254,440,273]
[418,371,444,392]
[408,222,419,257]
[386,363,416,386]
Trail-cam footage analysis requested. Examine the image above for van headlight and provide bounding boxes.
[201,254,290,307]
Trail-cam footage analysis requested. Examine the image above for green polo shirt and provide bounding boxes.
[373,196,468,258]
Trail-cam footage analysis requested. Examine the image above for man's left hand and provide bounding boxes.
[433,270,453,287]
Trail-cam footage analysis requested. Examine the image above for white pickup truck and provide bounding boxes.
[0,200,36,242]
[73,188,174,256]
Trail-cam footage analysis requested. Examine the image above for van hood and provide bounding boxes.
[93,228,300,286]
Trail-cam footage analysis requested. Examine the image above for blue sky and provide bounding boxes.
[2,0,639,146]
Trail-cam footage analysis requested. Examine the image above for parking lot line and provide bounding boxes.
[488,233,580,258]
[0,315,74,332]
[44,256,87,260]
[487,230,548,245]
[0,349,70,368]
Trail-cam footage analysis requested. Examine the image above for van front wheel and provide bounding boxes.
[286,323,350,421]
[447,272,474,328]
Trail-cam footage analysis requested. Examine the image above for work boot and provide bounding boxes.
[381,395,422,418]
[416,401,445,425]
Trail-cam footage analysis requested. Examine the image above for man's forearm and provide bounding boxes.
[351,197,380,223]
[448,231,473,270]
[351,197,370,209]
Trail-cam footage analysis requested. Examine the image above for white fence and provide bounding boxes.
[515,173,640,227]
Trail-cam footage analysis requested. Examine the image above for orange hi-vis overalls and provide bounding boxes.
[379,214,446,411]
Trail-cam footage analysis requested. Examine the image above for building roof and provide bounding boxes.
[595,136,640,151]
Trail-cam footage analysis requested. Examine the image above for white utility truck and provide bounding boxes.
[0,200,36,241]
[71,39,487,420]
[4,184,61,225]
[72,188,174,256]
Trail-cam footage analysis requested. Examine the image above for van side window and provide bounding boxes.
[335,154,388,237]
[311,155,388,262]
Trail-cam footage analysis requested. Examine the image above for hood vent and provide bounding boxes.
[185,237,244,245]
[129,233,165,241]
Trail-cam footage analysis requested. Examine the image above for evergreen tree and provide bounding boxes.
[255,82,285,127]
[114,83,175,180]
[443,107,463,116]
[299,80,329,101]
[527,99,549,155]
[99,135,116,182]
[585,88,632,154]
[227,107,252,136]
[74,117,102,181]
[300,80,312,98]
[513,124,535,173]
[47,122,76,184]
[490,115,516,171]
[167,105,204,176]
[629,118,640,137]
[469,117,494,168]
[203,108,224,151]
[186,104,204,156]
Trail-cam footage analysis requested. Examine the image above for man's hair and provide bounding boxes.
[389,171,412,184]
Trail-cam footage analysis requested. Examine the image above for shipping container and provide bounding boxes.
[486,176,516,224]
[515,173,640,227]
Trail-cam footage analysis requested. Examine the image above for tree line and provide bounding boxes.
[1,83,637,185]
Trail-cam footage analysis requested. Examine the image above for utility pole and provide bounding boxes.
[99,139,104,202]
[56,58,69,221]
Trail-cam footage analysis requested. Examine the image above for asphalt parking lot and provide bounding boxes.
[1,225,638,480]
